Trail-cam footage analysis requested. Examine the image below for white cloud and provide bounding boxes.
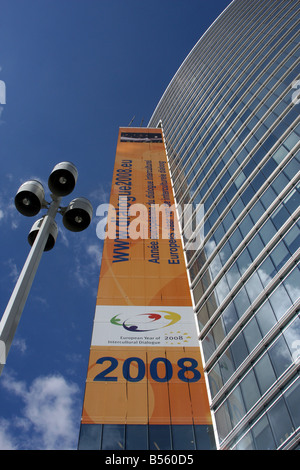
[0,372,80,450]
[73,239,102,289]
[89,184,110,206]
[58,226,70,247]
[86,243,102,266]
[4,258,19,283]
[0,419,18,449]
[12,338,27,355]
[0,182,21,229]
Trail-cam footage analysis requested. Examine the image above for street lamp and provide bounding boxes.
[0,162,93,375]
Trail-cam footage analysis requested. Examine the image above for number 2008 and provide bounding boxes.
[93,356,201,383]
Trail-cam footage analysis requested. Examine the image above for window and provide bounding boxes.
[215,401,232,442]
[271,204,290,230]
[270,242,290,272]
[240,370,260,412]
[226,262,241,290]
[267,397,294,447]
[256,300,277,336]
[268,336,293,378]
[283,315,300,363]
[101,424,125,450]
[284,265,300,303]
[285,225,300,255]
[208,362,223,398]
[229,227,243,252]
[194,425,216,450]
[252,415,276,450]
[222,302,239,334]
[268,284,292,321]
[235,432,255,450]
[233,286,251,319]
[236,249,251,276]
[78,424,102,450]
[247,234,264,261]
[259,219,277,245]
[227,387,245,428]
[126,425,148,450]
[172,425,196,450]
[243,318,262,351]
[254,354,276,395]
[230,333,248,369]
[219,347,235,384]
[257,258,275,287]
[284,378,300,430]
[149,425,172,450]
[245,271,263,303]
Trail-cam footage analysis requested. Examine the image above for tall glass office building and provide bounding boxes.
[149,0,300,450]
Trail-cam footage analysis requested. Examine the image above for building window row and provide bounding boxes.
[160,0,255,129]
[208,265,300,399]
[164,0,288,153]
[189,141,300,292]
[171,18,298,182]
[154,0,256,139]
[78,423,215,451]
[194,183,300,327]
[176,47,299,212]
[178,76,299,246]
[168,2,298,178]
[231,375,300,450]
[214,316,300,446]
[200,216,300,362]
[192,165,300,319]
[199,101,298,238]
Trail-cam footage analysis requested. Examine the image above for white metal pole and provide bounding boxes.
[0,197,61,376]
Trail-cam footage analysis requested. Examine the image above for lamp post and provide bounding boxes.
[0,162,93,375]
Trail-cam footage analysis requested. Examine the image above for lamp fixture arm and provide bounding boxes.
[0,197,61,375]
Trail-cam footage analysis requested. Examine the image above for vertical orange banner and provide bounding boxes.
[81,128,212,426]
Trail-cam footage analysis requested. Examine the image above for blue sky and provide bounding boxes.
[0,0,232,449]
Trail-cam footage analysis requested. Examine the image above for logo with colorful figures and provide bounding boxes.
[110,310,181,332]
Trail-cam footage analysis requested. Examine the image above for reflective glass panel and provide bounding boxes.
[172,425,196,450]
[126,425,148,450]
[78,424,102,450]
[284,266,300,303]
[149,425,172,450]
[267,397,294,447]
[102,424,125,450]
[256,301,277,336]
[283,315,300,364]
[252,415,276,450]
[240,370,260,412]
[268,336,293,378]
[284,378,300,429]
[194,425,216,450]
[254,353,276,395]
[269,285,292,321]
[243,318,262,351]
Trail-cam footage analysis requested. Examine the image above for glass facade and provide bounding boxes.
[149,0,300,450]
[78,424,216,450]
